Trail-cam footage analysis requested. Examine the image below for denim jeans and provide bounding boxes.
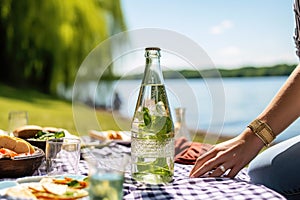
[248,135,300,200]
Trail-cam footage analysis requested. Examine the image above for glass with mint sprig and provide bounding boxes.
[138,105,173,143]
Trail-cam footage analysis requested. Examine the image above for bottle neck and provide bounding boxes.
[142,49,164,85]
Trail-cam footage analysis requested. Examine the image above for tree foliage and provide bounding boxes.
[0,0,126,94]
[216,64,297,78]
[124,63,297,80]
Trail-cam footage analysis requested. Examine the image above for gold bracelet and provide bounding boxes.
[247,119,276,146]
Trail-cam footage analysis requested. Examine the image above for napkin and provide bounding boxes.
[175,137,213,165]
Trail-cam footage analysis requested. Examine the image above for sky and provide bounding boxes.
[119,0,298,70]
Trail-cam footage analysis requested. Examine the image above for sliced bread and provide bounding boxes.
[0,135,35,154]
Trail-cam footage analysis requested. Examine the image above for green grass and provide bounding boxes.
[0,84,131,136]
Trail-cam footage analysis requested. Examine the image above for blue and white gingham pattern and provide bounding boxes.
[123,165,285,200]
[87,143,286,200]
[0,142,286,200]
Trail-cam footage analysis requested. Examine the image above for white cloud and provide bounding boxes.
[210,20,234,35]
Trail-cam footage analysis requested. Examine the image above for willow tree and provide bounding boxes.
[0,0,126,94]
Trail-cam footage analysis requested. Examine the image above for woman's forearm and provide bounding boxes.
[258,64,300,136]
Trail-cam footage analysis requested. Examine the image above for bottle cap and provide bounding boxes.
[145,47,161,57]
[145,47,160,51]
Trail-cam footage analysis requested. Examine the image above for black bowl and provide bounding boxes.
[26,139,46,152]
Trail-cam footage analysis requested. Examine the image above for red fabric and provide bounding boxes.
[175,137,213,165]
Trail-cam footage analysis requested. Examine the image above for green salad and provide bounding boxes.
[30,130,65,141]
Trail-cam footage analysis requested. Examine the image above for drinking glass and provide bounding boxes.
[45,138,81,175]
[8,111,28,135]
[84,151,130,200]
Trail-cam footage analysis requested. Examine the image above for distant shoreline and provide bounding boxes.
[121,63,296,80]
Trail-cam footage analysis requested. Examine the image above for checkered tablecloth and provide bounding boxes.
[86,143,286,200]
[123,165,285,200]
[1,142,286,200]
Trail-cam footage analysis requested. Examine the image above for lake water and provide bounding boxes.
[76,76,299,143]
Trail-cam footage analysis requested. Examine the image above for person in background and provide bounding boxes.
[113,92,122,111]
[190,1,300,199]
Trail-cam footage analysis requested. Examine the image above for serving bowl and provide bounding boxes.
[25,139,46,151]
[23,128,75,152]
[13,125,68,152]
[0,147,44,178]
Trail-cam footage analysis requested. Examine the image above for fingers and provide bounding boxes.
[189,133,259,179]
[190,158,244,179]
[189,146,241,178]
[190,158,227,178]
[190,149,226,178]
[225,164,243,178]
[208,164,228,177]
[189,148,217,176]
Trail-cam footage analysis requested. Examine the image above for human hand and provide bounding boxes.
[189,129,265,178]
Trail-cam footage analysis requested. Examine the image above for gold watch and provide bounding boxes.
[247,119,276,146]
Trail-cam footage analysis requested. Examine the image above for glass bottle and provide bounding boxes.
[131,47,174,184]
[174,107,191,141]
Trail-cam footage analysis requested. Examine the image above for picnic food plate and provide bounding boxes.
[88,130,131,145]
[0,175,89,200]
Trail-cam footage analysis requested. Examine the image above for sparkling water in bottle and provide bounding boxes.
[131,47,175,184]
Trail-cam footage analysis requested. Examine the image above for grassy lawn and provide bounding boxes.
[0,84,131,136]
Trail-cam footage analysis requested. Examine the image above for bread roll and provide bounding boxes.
[0,135,34,154]
[13,125,42,139]
[15,137,35,154]
[0,135,16,150]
